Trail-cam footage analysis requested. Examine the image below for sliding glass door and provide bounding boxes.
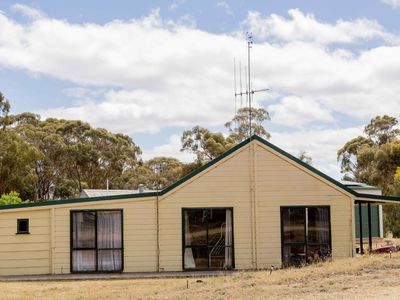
[71,210,123,272]
[281,206,331,267]
[183,208,234,270]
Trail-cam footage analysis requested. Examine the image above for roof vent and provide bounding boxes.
[138,184,145,193]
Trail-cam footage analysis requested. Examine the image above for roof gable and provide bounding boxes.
[1,135,399,211]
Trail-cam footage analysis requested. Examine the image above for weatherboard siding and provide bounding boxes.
[51,197,158,274]
[255,141,353,268]
[0,209,51,275]
[159,146,254,271]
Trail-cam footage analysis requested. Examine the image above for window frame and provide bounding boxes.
[181,207,235,271]
[70,209,124,273]
[16,218,30,234]
[280,205,332,267]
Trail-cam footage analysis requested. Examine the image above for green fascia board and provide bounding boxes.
[2,134,400,211]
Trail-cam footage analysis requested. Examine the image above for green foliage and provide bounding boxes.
[0,129,42,199]
[181,107,270,163]
[364,115,400,146]
[297,150,312,165]
[0,92,10,129]
[181,126,235,163]
[225,107,271,143]
[0,191,23,205]
[338,115,400,236]
[0,92,143,201]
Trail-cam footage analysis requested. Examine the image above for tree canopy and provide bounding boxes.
[338,115,400,236]
[181,107,271,163]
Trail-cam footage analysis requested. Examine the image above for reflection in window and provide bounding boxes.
[183,208,233,270]
[281,206,331,267]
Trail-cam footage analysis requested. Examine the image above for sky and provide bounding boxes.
[1,0,400,180]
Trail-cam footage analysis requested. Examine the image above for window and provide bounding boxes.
[71,210,123,273]
[281,206,331,267]
[183,208,234,270]
[17,219,29,234]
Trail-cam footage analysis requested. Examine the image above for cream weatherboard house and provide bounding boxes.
[0,135,398,276]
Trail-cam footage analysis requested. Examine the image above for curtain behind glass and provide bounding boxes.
[72,250,96,272]
[184,212,196,269]
[97,211,122,271]
[73,212,95,248]
[97,211,122,249]
[282,208,305,243]
[224,209,233,268]
[307,207,330,244]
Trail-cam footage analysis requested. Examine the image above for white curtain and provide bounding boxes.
[97,211,122,271]
[184,212,196,269]
[72,250,96,272]
[224,209,232,268]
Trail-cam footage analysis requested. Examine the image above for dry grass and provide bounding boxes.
[1,254,400,300]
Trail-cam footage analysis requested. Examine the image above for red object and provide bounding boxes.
[371,245,397,254]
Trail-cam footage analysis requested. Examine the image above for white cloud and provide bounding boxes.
[1,7,400,130]
[268,96,334,126]
[11,4,44,19]
[242,9,398,45]
[382,0,400,9]
[217,1,234,16]
[270,126,364,179]
[141,134,195,162]
[1,6,400,178]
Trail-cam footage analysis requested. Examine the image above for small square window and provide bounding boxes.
[17,219,29,234]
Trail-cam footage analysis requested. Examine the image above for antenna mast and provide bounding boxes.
[247,32,252,137]
[234,33,270,138]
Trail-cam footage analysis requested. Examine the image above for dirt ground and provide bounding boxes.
[1,253,400,299]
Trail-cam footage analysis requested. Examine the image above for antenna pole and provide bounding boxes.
[234,57,237,116]
[247,33,253,138]
[239,61,243,108]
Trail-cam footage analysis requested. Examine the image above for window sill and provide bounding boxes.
[16,232,30,235]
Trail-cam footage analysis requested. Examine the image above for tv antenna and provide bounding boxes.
[234,33,270,138]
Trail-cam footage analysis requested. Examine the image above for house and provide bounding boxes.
[0,135,398,276]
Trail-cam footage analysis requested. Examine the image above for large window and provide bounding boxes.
[281,206,331,267]
[183,208,234,270]
[71,210,123,273]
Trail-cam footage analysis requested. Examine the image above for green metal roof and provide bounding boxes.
[1,135,399,211]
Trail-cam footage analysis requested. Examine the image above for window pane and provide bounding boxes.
[208,209,226,247]
[72,250,96,272]
[185,247,208,269]
[307,245,331,264]
[210,247,233,269]
[97,211,122,249]
[18,219,28,233]
[283,245,306,267]
[98,250,122,271]
[308,207,330,244]
[72,212,95,248]
[185,210,207,245]
[282,208,305,243]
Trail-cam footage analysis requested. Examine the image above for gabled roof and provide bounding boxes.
[1,135,399,211]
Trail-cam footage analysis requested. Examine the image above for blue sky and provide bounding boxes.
[1,0,400,180]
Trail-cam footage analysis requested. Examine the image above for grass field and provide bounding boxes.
[1,253,399,299]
